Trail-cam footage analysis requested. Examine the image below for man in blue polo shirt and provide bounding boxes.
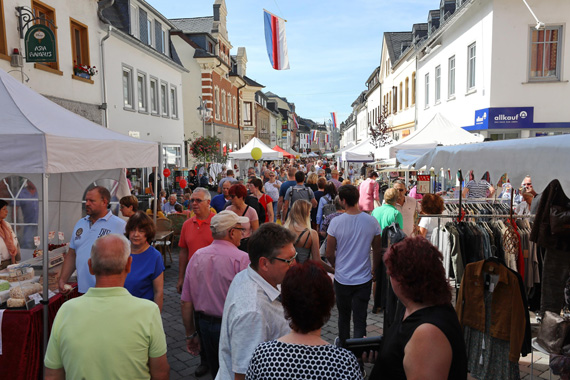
[58,186,126,294]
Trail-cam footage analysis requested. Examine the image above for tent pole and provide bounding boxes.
[41,173,49,363]
[153,166,158,226]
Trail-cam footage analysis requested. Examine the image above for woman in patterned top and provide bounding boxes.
[246,261,361,380]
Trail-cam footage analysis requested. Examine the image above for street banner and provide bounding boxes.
[264,10,290,70]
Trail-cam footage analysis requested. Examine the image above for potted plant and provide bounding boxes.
[73,61,98,79]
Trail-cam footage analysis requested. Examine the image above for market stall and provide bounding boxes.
[0,67,158,379]
[341,138,376,162]
[272,145,295,159]
[229,138,283,161]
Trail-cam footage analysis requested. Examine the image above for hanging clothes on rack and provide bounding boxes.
[456,259,530,380]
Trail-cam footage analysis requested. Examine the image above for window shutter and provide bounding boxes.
[139,9,148,44]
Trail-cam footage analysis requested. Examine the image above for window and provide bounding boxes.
[435,65,441,102]
[70,19,89,76]
[161,29,166,54]
[170,86,177,118]
[529,26,562,81]
[32,0,59,71]
[227,94,232,123]
[243,102,252,126]
[448,56,455,97]
[0,0,8,58]
[215,87,220,120]
[411,72,416,105]
[147,18,153,46]
[393,88,397,114]
[221,90,226,122]
[139,9,148,44]
[405,77,409,108]
[154,20,162,52]
[399,82,403,111]
[137,72,147,112]
[160,81,168,116]
[0,176,40,250]
[130,3,139,38]
[122,66,134,109]
[150,77,159,114]
[467,43,476,90]
[233,97,237,124]
[425,73,430,107]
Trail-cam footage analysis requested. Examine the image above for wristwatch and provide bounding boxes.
[186,331,198,340]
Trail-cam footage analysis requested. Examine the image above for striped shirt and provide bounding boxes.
[465,180,492,199]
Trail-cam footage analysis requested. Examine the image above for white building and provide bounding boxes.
[0,0,105,124]
[416,0,570,140]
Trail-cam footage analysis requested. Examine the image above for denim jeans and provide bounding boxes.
[334,279,372,345]
[197,314,222,377]
[273,201,278,222]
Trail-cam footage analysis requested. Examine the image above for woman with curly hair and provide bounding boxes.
[246,261,361,380]
[369,237,467,379]
[418,193,445,241]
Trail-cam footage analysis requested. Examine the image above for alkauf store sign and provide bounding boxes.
[470,107,534,130]
[25,24,56,63]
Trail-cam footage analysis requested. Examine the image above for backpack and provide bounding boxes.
[244,195,266,225]
[322,196,336,219]
[288,186,311,209]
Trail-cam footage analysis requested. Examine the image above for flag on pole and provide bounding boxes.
[330,112,337,129]
[293,113,299,129]
[264,10,290,70]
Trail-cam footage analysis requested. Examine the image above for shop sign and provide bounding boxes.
[473,107,534,130]
[417,175,431,194]
[25,25,57,63]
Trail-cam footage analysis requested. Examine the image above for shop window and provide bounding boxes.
[0,0,7,59]
[122,66,134,109]
[70,19,89,73]
[170,85,177,118]
[448,56,455,97]
[137,71,147,112]
[32,0,59,72]
[0,176,39,250]
[467,42,476,90]
[529,26,562,81]
[160,81,169,117]
[150,77,159,115]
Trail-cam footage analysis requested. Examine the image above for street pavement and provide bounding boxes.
[162,246,557,380]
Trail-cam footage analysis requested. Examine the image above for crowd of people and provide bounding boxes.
[40,157,548,380]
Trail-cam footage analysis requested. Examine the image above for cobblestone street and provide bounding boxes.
[162,247,557,380]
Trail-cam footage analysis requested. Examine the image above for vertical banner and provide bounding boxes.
[330,112,337,129]
[264,10,290,70]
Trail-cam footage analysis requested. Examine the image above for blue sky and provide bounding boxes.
[154,0,436,124]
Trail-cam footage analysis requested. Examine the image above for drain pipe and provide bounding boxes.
[98,0,114,128]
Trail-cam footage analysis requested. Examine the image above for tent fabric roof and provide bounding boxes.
[229,138,283,160]
[0,68,158,174]
[413,134,570,192]
[390,113,484,164]
[342,138,376,162]
[272,145,294,159]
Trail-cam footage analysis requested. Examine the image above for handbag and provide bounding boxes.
[536,311,570,354]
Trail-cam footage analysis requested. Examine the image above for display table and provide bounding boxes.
[0,285,79,380]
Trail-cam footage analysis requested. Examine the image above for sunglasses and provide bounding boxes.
[273,252,298,265]
[190,198,205,203]
[523,183,532,186]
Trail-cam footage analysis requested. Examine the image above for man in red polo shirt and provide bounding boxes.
[177,187,215,293]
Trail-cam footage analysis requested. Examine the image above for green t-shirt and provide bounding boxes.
[45,287,167,379]
[371,203,404,232]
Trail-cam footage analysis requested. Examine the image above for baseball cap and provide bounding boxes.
[210,210,249,234]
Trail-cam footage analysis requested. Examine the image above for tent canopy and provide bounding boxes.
[0,68,158,174]
[412,134,570,192]
[390,113,484,165]
[229,138,283,160]
[272,145,295,159]
[342,138,375,162]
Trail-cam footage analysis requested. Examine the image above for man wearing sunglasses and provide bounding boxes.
[181,210,251,377]
[217,223,297,380]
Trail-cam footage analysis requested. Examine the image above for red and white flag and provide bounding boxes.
[264,10,290,70]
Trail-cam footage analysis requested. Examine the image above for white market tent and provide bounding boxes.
[390,113,484,165]
[412,134,570,192]
[342,138,376,162]
[228,137,283,160]
[1,67,157,349]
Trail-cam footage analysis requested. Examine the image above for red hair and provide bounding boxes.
[228,183,247,199]
[384,236,451,305]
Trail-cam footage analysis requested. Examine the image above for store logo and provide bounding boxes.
[520,111,528,119]
[475,112,487,124]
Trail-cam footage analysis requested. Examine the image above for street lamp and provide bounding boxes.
[197,96,211,136]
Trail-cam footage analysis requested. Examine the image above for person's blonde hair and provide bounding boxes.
[306,173,318,185]
[384,188,399,205]
[284,200,311,230]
